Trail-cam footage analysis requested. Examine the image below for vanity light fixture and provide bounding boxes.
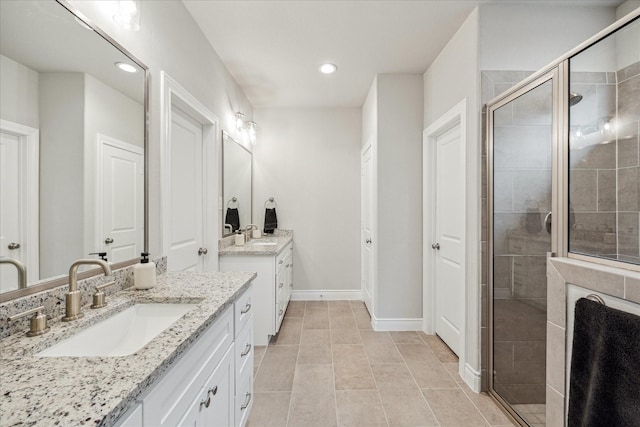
[319,63,337,74]
[235,112,246,131]
[115,62,137,73]
[113,0,141,31]
[246,121,257,145]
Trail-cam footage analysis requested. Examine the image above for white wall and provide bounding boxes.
[479,4,616,72]
[0,55,39,128]
[423,7,481,389]
[375,75,424,319]
[253,108,361,293]
[68,0,254,259]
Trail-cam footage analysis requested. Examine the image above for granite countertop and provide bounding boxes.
[219,234,293,256]
[0,271,256,427]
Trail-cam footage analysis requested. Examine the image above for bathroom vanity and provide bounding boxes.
[219,232,293,346]
[0,271,255,427]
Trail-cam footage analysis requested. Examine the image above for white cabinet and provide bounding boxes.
[116,284,254,427]
[220,241,293,346]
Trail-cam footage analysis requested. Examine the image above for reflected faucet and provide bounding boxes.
[63,259,112,322]
[245,224,258,242]
[0,258,27,289]
[224,223,233,234]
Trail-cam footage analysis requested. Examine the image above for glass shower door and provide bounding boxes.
[489,72,557,426]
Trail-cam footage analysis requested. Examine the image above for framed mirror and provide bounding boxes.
[0,0,148,302]
[222,131,252,236]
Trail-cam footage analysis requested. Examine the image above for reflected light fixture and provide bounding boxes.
[113,0,141,31]
[235,112,246,131]
[115,62,137,73]
[246,121,257,145]
[319,63,337,74]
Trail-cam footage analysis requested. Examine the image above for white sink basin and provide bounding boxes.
[249,241,278,246]
[37,304,195,357]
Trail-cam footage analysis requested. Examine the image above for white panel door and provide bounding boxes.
[361,144,374,314]
[168,107,204,272]
[99,136,144,264]
[0,132,22,292]
[434,123,464,355]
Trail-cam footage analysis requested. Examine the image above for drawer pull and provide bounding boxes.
[279,282,284,288]
[241,343,252,357]
[208,385,218,396]
[278,260,284,265]
[240,303,252,314]
[240,392,252,410]
[200,394,211,409]
[279,309,284,315]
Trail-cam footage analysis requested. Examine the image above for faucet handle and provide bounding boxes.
[91,281,117,309]
[8,306,50,337]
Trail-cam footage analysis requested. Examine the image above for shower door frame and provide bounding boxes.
[486,66,566,425]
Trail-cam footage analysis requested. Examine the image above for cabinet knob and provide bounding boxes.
[8,242,20,250]
[431,243,440,250]
[279,309,284,315]
[279,282,284,288]
[198,247,208,255]
[278,260,284,265]
[104,238,114,244]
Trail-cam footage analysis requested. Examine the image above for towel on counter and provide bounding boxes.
[225,208,240,231]
[264,208,278,234]
[568,298,640,427]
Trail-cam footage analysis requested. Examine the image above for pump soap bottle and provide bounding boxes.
[134,252,156,290]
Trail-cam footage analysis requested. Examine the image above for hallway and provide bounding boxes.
[247,300,519,427]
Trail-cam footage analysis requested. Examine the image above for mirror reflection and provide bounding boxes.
[568,17,640,265]
[0,0,146,294]
[222,131,252,236]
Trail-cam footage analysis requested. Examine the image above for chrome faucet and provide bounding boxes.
[63,259,112,322]
[0,257,27,289]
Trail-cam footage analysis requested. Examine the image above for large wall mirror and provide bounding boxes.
[0,0,148,301]
[222,131,252,236]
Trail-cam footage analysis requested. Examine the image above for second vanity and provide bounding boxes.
[219,232,293,346]
[0,271,255,427]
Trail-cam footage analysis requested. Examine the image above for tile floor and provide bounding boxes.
[247,300,518,427]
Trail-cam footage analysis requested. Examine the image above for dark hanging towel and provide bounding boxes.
[264,208,278,234]
[568,298,640,427]
[225,208,240,231]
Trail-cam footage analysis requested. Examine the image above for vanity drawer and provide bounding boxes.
[275,243,291,270]
[235,318,254,387]
[234,285,253,338]
[235,364,253,427]
[143,307,233,427]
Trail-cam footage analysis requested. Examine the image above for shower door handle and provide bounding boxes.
[544,212,552,234]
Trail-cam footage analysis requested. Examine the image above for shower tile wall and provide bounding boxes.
[482,71,548,406]
[616,61,640,264]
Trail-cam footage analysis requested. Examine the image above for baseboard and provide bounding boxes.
[290,290,362,301]
[371,315,423,331]
[463,362,482,392]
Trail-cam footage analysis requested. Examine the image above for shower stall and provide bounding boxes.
[486,11,639,426]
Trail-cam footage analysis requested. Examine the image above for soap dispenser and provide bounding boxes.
[235,229,245,246]
[134,252,156,290]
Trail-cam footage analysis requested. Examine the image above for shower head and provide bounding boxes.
[569,91,583,106]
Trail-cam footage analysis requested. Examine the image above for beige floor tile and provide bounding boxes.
[423,389,489,426]
[349,300,366,308]
[301,328,331,346]
[288,364,337,427]
[360,330,403,364]
[254,345,299,392]
[352,308,372,330]
[271,317,302,345]
[245,392,291,427]
[397,344,458,389]
[460,384,515,426]
[333,344,376,390]
[330,316,358,330]
[420,333,459,363]
[285,301,305,317]
[371,364,439,427]
[298,344,332,364]
[253,345,267,377]
[389,331,424,344]
[443,362,463,382]
[329,301,352,311]
[305,301,329,309]
[329,307,355,318]
[335,390,388,427]
[303,308,330,330]
[331,327,363,345]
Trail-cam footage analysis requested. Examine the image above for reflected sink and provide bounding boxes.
[248,241,278,246]
[37,304,195,357]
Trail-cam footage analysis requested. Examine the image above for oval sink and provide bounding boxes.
[37,304,195,357]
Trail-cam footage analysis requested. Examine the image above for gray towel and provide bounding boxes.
[568,298,640,427]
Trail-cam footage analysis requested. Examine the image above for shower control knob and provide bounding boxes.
[432,243,440,250]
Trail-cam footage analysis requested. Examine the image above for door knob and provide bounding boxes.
[104,238,114,244]
[8,242,20,250]
[198,247,208,255]
[432,243,440,250]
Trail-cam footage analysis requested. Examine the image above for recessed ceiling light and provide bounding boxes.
[319,63,337,74]
[115,62,137,73]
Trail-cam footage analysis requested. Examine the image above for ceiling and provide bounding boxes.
[183,0,625,109]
